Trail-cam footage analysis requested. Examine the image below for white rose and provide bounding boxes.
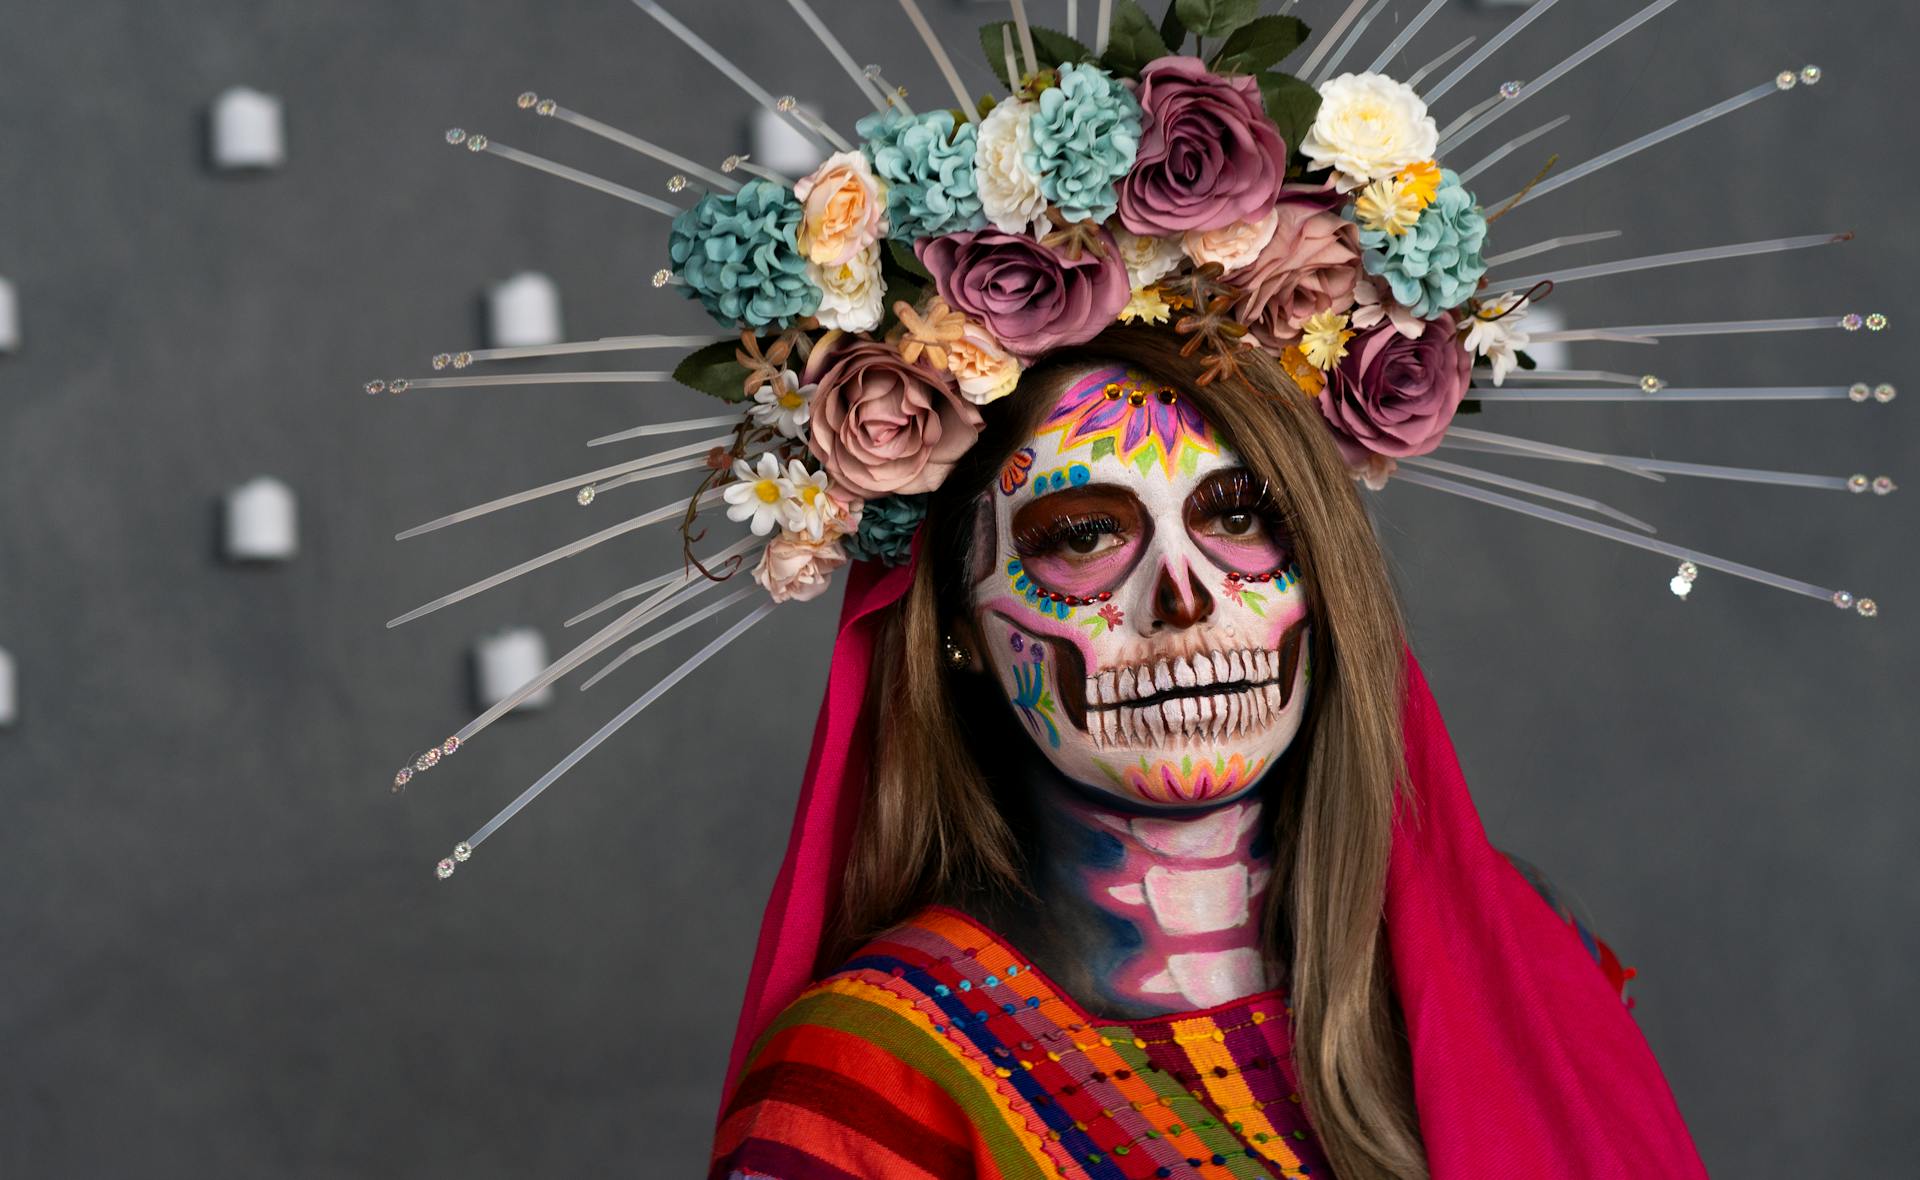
[947,321,1022,405]
[974,99,1049,236]
[1182,208,1282,272]
[1301,73,1438,191]
[808,242,885,333]
[1112,226,1185,289]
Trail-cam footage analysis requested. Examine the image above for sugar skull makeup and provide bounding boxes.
[972,365,1312,809]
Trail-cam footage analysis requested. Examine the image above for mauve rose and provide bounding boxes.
[1320,315,1472,465]
[1117,57,1290,236]
[803,333,983,498]
[917,229,1130,358]
[1228,201,1363,350]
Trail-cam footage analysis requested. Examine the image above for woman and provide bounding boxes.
[709,329,1703,1179]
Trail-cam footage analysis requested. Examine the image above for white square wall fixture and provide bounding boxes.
[0,278,18,353]
[0,646,15,727]
[210,86,286,170]
[222,477,299,562]
[472,627,555,712]
[487,272,563,349]
[749,106,827,178]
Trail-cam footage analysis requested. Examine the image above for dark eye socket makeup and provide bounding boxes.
[1008,470,1294,600]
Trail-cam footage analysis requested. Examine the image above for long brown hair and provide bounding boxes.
[833,326,1426,1179]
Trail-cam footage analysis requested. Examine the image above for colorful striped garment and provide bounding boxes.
[712,905,1333,1180]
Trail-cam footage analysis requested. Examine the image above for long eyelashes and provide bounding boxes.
[1012,512,1125,558]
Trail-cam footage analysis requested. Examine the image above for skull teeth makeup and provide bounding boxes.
[974,366,1316,809]
[1083,624,1306,750]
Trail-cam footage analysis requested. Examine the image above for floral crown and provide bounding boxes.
[376,0,1895,876]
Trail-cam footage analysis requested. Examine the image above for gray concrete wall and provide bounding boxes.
[0,1,1911,1175]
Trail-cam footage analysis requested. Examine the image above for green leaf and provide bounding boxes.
[1089,436,1117,463]
[1212,15,1308,74]
[978,21,1095,88]
[672,340,752,403]
[1174,0,1257,39]
[1158,2,1186,51]
[1256,71,1322,152]
[1099,0,1170,77]
[886,238,931,282]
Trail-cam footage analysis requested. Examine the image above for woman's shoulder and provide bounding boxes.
[711,907,1005,1180]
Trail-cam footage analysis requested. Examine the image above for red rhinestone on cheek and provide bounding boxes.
[1097,591,1113,602]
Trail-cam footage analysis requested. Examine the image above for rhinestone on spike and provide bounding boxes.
[1640,374,1664,393]
[1875,383,1897,403]
[435,858,456,880]
[466,134,488,152]
[441,736,461,757]
[1849,382,1872,402]
[517,91,539,109]
[1873,476,1896,496]
[389,378,409,394]
[1866,313,1888,331]
[1841,313,1865,331]
[775,95,797,112]
[1775,70,1797,90]
[1831,590,1855,610]
[1801,65,1823,85]
[1678,562,1699,582]
[576,485,596,506]
[667,174,688,193]
[392,765,414,792]
[453,352,472,369]
[432,353,452,371]
[364,379,386,395]
[651,269,674,288]
[445,128,466,145]
[1857,598,1879,618]
[722,155,744,173]
[1499,80,1522,99]
[1669,576,1693,599]
[1848,474,1870,493]
[453,841,472,862]
[413,750,438,773]
[536,99,556,117]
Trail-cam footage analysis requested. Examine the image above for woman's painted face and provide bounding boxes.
[971,365,1312,809]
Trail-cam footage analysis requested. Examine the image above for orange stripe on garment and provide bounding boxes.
[1168,1014,1302,1173]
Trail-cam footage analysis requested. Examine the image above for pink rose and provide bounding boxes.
[1183,208,1281,271]
[1117,57,1290,236]
[804,333,983,497]
[1320,315,1472,465]
[917,228,1130,359]
[753,536,848,603]
[1228,202,1363,350]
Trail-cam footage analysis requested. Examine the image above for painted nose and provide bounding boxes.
[1152,561,1214,629]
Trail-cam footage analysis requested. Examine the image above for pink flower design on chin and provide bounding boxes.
[1097,602,1124,629]
[1115,753,1267,806]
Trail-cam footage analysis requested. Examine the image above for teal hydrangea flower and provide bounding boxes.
[1027,62,1141,224]
[1356,168,1488,319]
[668,179,820,329]
[842,494,927,566]
[857,108,985,239]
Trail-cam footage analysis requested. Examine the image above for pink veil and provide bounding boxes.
[716,555,1706,1176]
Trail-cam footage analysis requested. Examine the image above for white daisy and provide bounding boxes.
[722,452,794,536]
[1463,293,1532,386]
[779,460,837,542]
[748,371,815,439]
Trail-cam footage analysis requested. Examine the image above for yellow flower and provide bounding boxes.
[1354,176,1422,237]
[1398,159,1442,209]
[1299,311,1355,371]
[1278,345,1326,397]
[1118,286,1173,325]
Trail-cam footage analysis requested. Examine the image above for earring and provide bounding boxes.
[941,634,971,671]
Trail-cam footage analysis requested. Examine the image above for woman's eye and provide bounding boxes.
[1062,530,1123,557]
[1217,512,1257,537]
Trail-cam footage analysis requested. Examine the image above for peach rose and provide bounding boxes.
[793,151,888,267]
[947,321,1023,405]
[752,535,848,603]
[1182,208,1282,272]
